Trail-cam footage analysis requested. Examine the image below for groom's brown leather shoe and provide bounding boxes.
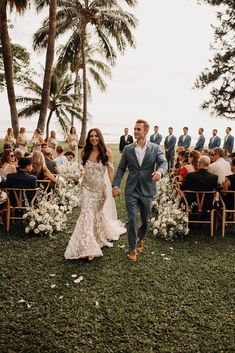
[128,249,137,262]
[136,239,144,253]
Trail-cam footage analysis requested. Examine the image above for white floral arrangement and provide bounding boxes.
[151,174,189,240]
[58,162,84,186]
[23,194,68,236]
[23,164,83,236]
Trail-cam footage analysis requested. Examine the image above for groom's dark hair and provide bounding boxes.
[136,119,149,130]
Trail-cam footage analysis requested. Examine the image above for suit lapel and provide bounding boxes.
[130,144,140,166]
[141,145,151,168]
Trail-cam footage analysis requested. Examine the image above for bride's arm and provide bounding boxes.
[106,148,115,182]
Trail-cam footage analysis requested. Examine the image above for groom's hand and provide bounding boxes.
[152,171,162,182]
[112,187,121,197]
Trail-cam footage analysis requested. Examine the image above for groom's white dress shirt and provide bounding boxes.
[135,141,148,166]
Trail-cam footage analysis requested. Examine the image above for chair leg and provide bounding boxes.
[210,211,214,237]
[6,207,10,232]
[222,210,225,238]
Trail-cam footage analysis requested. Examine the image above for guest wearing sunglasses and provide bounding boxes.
[0,149,16,184]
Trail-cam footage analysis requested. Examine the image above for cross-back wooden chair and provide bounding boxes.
[178,189,217,237]
[37,179,51,193]
[5,187,40,232]
[219,190,235,238]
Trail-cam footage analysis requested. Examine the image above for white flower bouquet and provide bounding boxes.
[58,162,84,186]
[151,174,189,240]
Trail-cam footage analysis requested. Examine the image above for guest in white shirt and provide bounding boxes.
[54,145,68,167]
[208,147,232,182]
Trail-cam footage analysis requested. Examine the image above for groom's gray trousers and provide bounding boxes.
[125,184,152,251]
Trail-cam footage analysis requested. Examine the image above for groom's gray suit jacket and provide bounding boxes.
[112,142,168,197]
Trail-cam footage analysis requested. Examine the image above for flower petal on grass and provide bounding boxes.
[163,257,171,261]
[50,274,56,277]
[59,296,63,300]
[51,284,56,289]
[17,299,26,303]
[95,301,99,307]
[74,276,83,284]
[71,274,77,278]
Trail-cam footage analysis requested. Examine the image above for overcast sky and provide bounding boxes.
[1,0,233,142]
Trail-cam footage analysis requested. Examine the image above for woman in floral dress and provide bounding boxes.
[65,128,125,261]
[16,127,28,154]
[67,127,79,161]
[48,131,58,158]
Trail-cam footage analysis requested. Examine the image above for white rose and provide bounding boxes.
[38,224,46,232]
[29,221,36,228]
[25,227,30,233]
[34,228,40,234]
[153,228,158,235]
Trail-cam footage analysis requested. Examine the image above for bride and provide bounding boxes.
[64,128,125,261]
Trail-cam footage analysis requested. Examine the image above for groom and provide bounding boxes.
[112,119,168,262]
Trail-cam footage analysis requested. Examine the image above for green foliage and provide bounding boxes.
[0,43,35,92]
[195,0,235,120]
[0,144,235,352]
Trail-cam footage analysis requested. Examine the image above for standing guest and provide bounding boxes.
[0,149,16,182]
[65,128,124,261]
[223,127,234,155]
[16,127,28,153]
[150,126,162,145]
[194,127,205,152]
[178,127,191,149]
[208,129,221,150]
[54,145,68,167]
[119,128,134,153]
[64,150,75,163]
[113,119,168,262]
[208,147,232,182]
[179,150,200,182]
[48,131,58,158]
[4,128,16,150]
[43,148,58,174]
[14,148,24,168]
[31,151,57,183]
[31,128,45,152]
[67,127,79,161]
[164,127,176,170]
[223,149,232,164]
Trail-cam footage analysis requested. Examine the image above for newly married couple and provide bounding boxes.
[65,119,168,262]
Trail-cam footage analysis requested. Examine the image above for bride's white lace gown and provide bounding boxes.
[65,161,125,260]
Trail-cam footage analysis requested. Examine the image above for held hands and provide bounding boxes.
[112,187,121,197]
[152,171,162,182]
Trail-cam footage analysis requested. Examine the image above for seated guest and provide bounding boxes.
[0,149,16,183]
[54,145,68,167]
[14,148,24,168]
[201,148,210,156]
[6,157,37,205]
[208,147,232,182]
[172,148,186,174]
[64,150,75,163]
[31,151,57,184]
[181,156,219,210]
[43,147,58,174]
[222,157,235,210]
[179,150,200,182]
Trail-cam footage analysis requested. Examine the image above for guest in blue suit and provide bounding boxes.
[164,127,177,170]
[150,126,162,145]
[194,127,205,152]
[208,129,221,150]
[178,127,191,149]
[223,127,234,155]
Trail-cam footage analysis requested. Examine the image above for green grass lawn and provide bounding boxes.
[0,144,235,353]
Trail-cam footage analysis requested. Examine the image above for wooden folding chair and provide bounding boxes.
[5,188,40,232]
[219,190,235,238]
[37,179,51,193]
[178,190,217,237]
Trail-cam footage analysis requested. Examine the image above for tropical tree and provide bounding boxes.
[195,0,235,120]
[0,0,29,137]
[16,66,82,140]
[0,43,34,91]
[33,0,138,146]
[57,41,112,127]
[34,0,57,134]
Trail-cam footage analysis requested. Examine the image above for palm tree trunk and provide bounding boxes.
[78,39,88,147]
[0,0,19,137]
[45,110,54,141]
[37,0,57,135]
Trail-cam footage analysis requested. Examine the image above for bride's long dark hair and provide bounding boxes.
[82,128,108,166]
